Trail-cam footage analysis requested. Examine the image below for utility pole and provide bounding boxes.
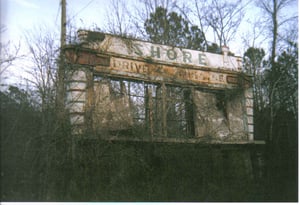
[61,0,67,48]
[57,0,66,120]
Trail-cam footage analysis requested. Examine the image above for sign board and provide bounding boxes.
[78,30,243,72]
[94,57,239,88]
[64,31,250,88]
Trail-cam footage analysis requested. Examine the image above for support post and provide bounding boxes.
[161,83,167,137]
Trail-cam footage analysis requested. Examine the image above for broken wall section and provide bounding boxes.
[66,67,135,135]
[66,69,254,142]
[193,88,252,142]
[93,79,133,132]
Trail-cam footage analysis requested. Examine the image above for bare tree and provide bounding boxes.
[256,0,297,140]
[23,26,76,199]
[192,0,246,48]
[137,0,178,15]
[103,0,135,36]
[243,47,266,111]
[240,17,268,51]
[256,0,297,65]
[0,26,22,76]
[24,26,59,119]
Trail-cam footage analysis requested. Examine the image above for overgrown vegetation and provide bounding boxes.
[0,91,264,201]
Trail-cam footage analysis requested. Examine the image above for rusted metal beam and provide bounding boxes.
[65,48,110,66]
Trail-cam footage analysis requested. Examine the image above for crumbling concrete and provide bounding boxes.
[193,89,248,141]
[193,90,230,139]
[226,91,248,141]
[93,80,133,131]
[64,30,255,143]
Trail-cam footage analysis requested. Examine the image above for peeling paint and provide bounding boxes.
[64,30,255,143]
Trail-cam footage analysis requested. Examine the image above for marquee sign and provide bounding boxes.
[64,30,250,88]
[78,30,243,72]
[65,30,255,142]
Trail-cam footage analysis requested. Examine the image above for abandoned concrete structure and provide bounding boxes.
[64,30,254,144]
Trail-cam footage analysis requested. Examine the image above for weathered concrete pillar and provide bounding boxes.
[244,87,254,141]
[66,68,88,135]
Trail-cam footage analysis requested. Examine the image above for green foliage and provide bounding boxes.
[0,86,268,202]
[242,42,298,201]
[206,42,221,53]
[243,42,298,142]
[1,86,72,201]
[267,42,298,116]
[61,141,261,202]
[1,66,297,202]
[243,47,266,107]
[243,47,266,75]
[144,7,205,51]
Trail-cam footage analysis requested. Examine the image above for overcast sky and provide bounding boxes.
[1,0,108,41]
[1,0,110,88]
[2,0,298,49]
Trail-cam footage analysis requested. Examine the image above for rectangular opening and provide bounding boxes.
[92,75,195,138]
[165,85,195,137]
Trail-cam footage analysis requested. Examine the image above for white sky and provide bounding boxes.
[0,0,298,89]
[1,0,109,42]
[1,0,109,88]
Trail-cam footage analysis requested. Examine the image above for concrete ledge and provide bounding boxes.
[76,135,265,145]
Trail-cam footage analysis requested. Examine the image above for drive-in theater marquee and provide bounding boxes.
[64,30,254,144]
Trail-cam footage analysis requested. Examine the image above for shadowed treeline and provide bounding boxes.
[0,87,297,201]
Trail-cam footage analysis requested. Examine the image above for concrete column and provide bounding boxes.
[244,87,254,141]
[66,68,88,135]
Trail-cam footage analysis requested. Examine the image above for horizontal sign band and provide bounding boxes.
[78,31,243,71]
[94,57,239,88]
